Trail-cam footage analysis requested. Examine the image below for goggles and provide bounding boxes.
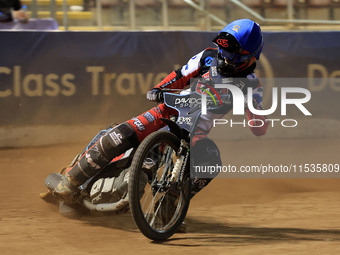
[215,34,264,64]
[219,48,252,64]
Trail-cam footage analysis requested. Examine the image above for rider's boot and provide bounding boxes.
[54,122,139,203]
[53,175,81,203]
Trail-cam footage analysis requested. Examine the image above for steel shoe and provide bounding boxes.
[53,175,79,204]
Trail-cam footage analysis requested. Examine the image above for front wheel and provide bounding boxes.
[129,131,191,241]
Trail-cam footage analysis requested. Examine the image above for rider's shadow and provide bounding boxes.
[75,212,340,246]
[154,217,340,246]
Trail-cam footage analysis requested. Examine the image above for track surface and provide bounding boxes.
[1,138,340,255]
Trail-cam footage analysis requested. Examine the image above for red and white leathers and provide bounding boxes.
[127,48,268,143]
[63,48,268,188]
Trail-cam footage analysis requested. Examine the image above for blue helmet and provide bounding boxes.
[213,19,263,66]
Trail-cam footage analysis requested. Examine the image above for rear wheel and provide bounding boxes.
[129,131,191,241]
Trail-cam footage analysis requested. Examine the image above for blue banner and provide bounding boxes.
[0,31,339,125]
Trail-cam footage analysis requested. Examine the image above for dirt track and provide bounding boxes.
[1,138,340,255]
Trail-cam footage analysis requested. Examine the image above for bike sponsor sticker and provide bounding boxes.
[177,116,192,125]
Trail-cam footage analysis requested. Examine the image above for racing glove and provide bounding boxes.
[146,88,163,102]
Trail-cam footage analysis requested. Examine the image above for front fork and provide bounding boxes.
[170,139,189,184]
[151,139,189,193]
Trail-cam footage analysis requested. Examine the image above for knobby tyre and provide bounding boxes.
[129,130,191,241]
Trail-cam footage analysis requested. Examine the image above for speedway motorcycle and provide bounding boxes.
[41,85,223,241]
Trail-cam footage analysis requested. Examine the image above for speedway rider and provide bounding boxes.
[54,19,269,203]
